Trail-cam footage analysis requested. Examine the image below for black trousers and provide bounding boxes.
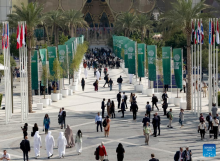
[146,111,150,119]
[163,108,167,115]
[97,121,102,132]
[200,129,205,139]
[118,100,121,109]
[103,82,109,87]
[165,86,168,92]
[102,109,105,118]
[152,102,159,110]
[158,124,160,135]
[124,100,128,108]
[133,112,137,120]
[111,111,115,118]
[153,125,157,136]
[23,151,28,161]
[213,126,218,139]
[82,85,85,91]
[208,121,212,130]
[122,110,124,117]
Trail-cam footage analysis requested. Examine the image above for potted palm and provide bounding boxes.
[61,57,69,97]
[51,58,63,102]
[40,66,50,107]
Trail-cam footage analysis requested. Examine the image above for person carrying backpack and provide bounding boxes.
[146,102,151,119]
[206,113,213,130]
[20,136,31,161]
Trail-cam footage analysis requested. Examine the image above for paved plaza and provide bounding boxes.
[0,66,219,161]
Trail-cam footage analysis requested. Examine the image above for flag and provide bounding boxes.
[5,23,9,49]
[191,21,194,44]
[209,20,212,44]
[216,20,219,45]
[16,25,20,49]
[194,21,197,44]
[2,23,4,49]
[212,21,214,45]
[25,24,27,47]
[22,24,25,46]
[20,24,23,48]
[201,22,204,44]
[197,20,200,43]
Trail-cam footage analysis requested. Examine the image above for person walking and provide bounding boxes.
[33,131,42,159]
[109,78,113,91]
[179,109,184,128]
[206,113,213,130]
[21,123,28,139]
[180,79,186,93]
[142,114,150,128]
[146,102,151,119]
[98,66,102,77]
[202,82,208,97]
[162,91,168,101]
[95,112,102,132]
[174,147,185,161]
[212,117,219,139]
[20,136,30,161]
[116,143,125,161]
[0,150,10,161]
[57,132,67,158]
[211,103,218,118]
[104,116,111,137]
[99,142,107,161]
[81,78,85,91]
[45,131,55,159]
[31,123,39,137]
[151,94,159,111]
[184,147,192,161]
[101,98,106,118]
[75,130,83,155]
[149,153,159,161]
[162,99,168,116]
[198,120,206,140]
[58,109,63,127]
[61,107,66,129]
[131,101,138,120]
[167,109,173,128]
[64,125,75,148]
[121,99,125,118]
[155,112,161,135]
[43,114,50,134]
[117,75,123,91]
[122,92,128,109]
[94,80,99,91]
[103,74,109,87]
[110,100,115,118]
[107,99,111,117]
[117,92,121,109]
[143,122,152,145]
[129,93,133,105]
[152,114,159,137]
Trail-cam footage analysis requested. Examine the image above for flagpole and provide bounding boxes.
[170,47,172,99]
[200,18,202,114]
[191,44,193,112]
[208,18,211,112]
[213,19,216,105]
[194,19,196,115]
[210,18,213,112]
[216,18,219,108]
[197,19,199,117]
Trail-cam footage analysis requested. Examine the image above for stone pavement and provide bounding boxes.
[0,65,219,161]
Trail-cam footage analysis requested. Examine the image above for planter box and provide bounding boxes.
[180,101,187,109]
[142,88,148,95]
[51,93,60,102]
[174,97,183,106]
[61,89,69,97]
[169,98,174,104]
[132,78,137,85]
[69,89,73,95]
[59,94,63,100]
[135,84,143,93]
[146,88,154,97]
[49,99,52,105]
[37,103,43,110]
[40,98,49,108]
[70,85,76,93]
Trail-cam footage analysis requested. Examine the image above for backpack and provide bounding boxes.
[102,119,107,127]
[155,97,158,102]
[62,111,66,117]
[206,115,210,122]
[124,95,127,100]
[94,146,100,160]
[146,105,151,112]
[20,140,25,151]
[167,112,170,118]
[93,82,96,86]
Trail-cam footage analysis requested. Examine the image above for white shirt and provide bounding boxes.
[198,123,206,129]
[186,150,190,160]
[212,119,219,127]
[1,153,10,161]
[179,151,183,161]
[122,94,125,99]
[183,80,186,86]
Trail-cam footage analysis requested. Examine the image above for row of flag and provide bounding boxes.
[2,23,9,49]
[191,20,204,44]
[208,20,219,45]
[16,24,27,49]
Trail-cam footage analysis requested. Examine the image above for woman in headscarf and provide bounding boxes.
[43,114,50,134]
[57,132,67,158]
[75,130,82,155]
[94,80,99,91]
[33,131,42,159]
[64,125,75,148]
[104,116,111,137]
[58,109,62,127]
[110,100,115,118]
[81,78,85,91]
[107,99,111,117]
[116,143,125,161]
[21,123,28,139]
[45,131,55,159]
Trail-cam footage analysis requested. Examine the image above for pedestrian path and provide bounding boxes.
[0,65,218,161]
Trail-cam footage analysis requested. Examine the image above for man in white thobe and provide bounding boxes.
[96,70,100,80]
[84,69,88,79]
[45,131,55,159]
[57,132,67,158]
[33,131,42,158]
[129,74,133,84]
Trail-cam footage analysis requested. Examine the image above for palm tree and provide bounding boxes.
[161,0,208,110]
[7,2,44,112]
[63,9,88,37]
[136,14,153,42]
[114,12,137,37]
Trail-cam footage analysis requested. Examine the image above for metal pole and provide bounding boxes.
[171,47,172,98]
[194,19,196,115]
[191,44,193,112]
[197,19,199,117]
[200,18,202,114]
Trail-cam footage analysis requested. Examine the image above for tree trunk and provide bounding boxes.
[186,34,192,110]
[71,25,74,37]
[45,26,50,45]
[141,33,144,42]
[54,25,57,46]
[27,38,32,112]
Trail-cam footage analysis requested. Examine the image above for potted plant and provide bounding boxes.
[51,58,63,102]
[40,66,50,107]
[61,57,69,97]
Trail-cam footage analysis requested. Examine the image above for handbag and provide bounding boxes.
[103,156,109,161]
[31,132,34,137]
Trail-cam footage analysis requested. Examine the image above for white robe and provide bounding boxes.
[129,74,133,84]
[96,71,100,80]
[45,131,55,157]
[57,132,67,158]
[33,131,41,157]
[84,69,88,78]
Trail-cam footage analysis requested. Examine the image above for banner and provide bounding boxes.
[124,38,130,68]
[39,49,47,66]
[127,41,136,74]
[173,48,183,88]
[162,47,171,85]
[58,45,67,63]
[138,43,146,77]
[47,46,57,76]
[66,42,73,62]
[147,45,157,81]
[31,50,38,90]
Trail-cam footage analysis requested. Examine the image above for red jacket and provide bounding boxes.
[99,145,107,156]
